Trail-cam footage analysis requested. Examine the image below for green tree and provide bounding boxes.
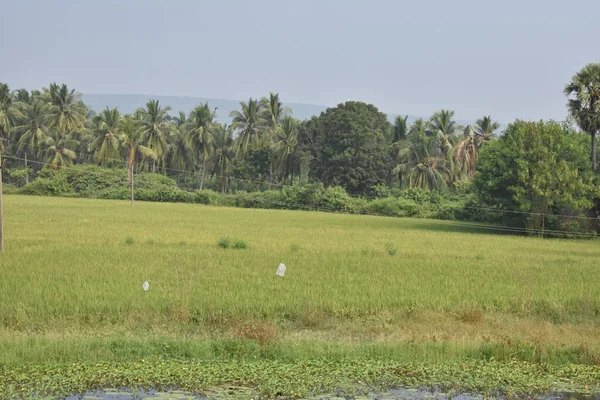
[394,128,450,190]
[168,126,194,185]
[230,98,265,157]
[273,116,300,183]
[428,109,456,158]
[393,115,409,142]
[474,120,594,231]
[14,100,51,181]
[564,63,600,171]
[120,115,157,206]
[136,99,173,173]
[454,117,499,178]
[88,107,122,166]
[42,132,79,170]
[211,123,235,193]
[43,83,86,136]
[310,101,393,194]
[185,103,216,189]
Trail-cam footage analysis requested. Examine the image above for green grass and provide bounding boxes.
[1,194,599,397]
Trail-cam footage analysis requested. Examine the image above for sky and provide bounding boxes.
[1,0,599,123]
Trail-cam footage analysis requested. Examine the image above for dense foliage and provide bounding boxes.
[2,63,600,234]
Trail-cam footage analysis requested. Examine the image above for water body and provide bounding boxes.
[66,387,600,399]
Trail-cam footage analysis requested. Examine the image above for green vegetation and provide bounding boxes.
[1,64,600,235]
[1,195,600,397]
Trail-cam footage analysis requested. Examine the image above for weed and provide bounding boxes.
[385,243,398,256]
[230,320,278,346]
[124,236,135,246]
[290,243,301,252]
[233,239,248,249]
[457,308,485,324]
[217,237,231,248]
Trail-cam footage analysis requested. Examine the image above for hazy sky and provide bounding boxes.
[1,0,599,122]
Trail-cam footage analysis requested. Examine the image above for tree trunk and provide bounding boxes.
[592,131,597,172]
[24,152,29,185]
[0,147,4,252]
[130,165,134,207]
[268,164,273,190]
[200,159,206,190]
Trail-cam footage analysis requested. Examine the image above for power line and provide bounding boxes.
[1,153,597,239]
[2,137,599,223]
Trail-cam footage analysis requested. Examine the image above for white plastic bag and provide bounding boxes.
[276,263,286,277]
[142,281,150,291]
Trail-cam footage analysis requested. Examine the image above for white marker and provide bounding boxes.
[142,281,150,291]
[276,263,286,277]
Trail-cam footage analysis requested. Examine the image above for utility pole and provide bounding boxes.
[0,145,4,252]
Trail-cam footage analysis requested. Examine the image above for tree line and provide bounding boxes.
[0,63,599,233]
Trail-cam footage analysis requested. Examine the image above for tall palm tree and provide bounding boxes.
[172,111,188,128]
[261,93,291,130]
[393,115,409,142]
[43,83,87,137]
[474,116,500,140]
[395,130,450,190]
[210,123,234,193]
[273,116,300,183]
[88,107,122,166]
[0,83,23,142]
[429,110,457,155]
[168,126,194,185]
[120,115,156,206]
[454,116,499,178]
[230,98,265,157]
[564,63,600,171]
[14,100,51,181]
[185,103,216,189]
[136,99,173,173]
[42,131,79,170]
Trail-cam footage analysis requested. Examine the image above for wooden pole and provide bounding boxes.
[0,146,4,252]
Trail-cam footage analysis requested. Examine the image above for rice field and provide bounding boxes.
[1,194,600,397]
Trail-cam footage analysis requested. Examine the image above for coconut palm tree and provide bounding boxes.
[13,100,51,181]
[0,83,23,142]
[120,115,156,206]
[454,117,499,178]
[564,63,600,171]
[230,98,265,157]
[393,115,409,142]
[88,107,122,166]
[168,126,194,185]
[429,110,457,157]
[210,123,234,193]
[185,103,216,189]
[273,116,300,183]
[43,83,87,137]
[42,132,79,170]
[395,129,450,190]
[261,93,291,130]
[136,99,173,173]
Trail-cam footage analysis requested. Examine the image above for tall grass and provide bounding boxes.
[0,195,599,365]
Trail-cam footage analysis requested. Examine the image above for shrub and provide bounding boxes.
[233,239,248,249]
[218,237,231,249]
[385,243,398,256]
[19,176,74,196]
[194,190,220,205]
[124,236,135,246]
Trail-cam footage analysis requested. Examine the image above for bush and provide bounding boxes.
[19,176,74,196]
[233,239,248,249]
[194,190,220,205]
[218,237,231,249]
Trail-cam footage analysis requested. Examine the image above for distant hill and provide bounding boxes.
[81,93,475,127]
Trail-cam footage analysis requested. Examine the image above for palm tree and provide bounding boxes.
[261,93,291,130]
[136,99,173,173]
[0,83,22,142]
[44,83,87,137]
[230,98,265,157]
[14,100,51,182]
[185,103,216,189]
[168,126,194,185]
[454,116,499,178]
[273,116,300,183]
[42,132,79,170]
[211,123,234,193]
[395,130,450,190]
[564,63,600,171]
[474,116,500,140]
[172,111,188,128]
[393,115,409,142]
[428,110,457,157]
[120,115,156,206]
[88,107,122,166]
